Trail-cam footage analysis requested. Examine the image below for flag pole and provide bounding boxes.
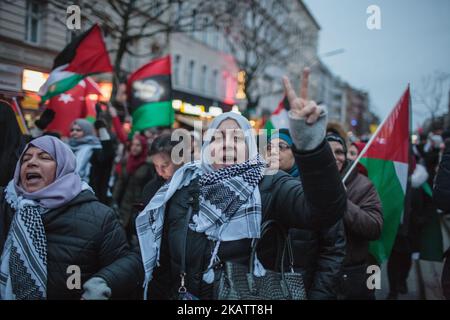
[342,85,410,183]
[12,97,30,135]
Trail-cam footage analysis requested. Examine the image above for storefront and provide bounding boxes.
[0,63,47,125]
[171,89,241,130]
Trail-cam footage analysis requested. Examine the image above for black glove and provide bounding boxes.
[94,119,107,130]
[442,129,450,141]
[35,109,55,130]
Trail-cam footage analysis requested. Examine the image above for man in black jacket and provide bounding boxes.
[433,130,450,300]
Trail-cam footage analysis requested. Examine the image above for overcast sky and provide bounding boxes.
[303,0,450,129]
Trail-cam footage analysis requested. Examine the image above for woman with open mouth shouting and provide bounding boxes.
[0,135,143,300]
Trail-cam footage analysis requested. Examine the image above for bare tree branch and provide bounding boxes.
[414,71,450,122]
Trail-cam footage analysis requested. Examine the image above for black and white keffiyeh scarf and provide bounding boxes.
[136,154,267,297]
[0,182,47,300]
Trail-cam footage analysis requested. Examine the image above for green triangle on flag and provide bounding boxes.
[39,24,113,103]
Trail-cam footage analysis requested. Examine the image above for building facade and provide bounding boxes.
[0,0,378,133]
[0,0,240,126]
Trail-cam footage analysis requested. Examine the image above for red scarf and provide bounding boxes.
[126,135,148,175]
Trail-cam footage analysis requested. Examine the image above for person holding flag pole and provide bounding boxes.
[332,87,411,299]
[342,86,410,264]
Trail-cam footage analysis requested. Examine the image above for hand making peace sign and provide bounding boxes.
[283,68,322,125]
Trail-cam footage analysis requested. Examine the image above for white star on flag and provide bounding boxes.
[58,93,74,104]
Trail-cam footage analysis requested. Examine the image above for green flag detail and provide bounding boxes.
[350,87,411,263]
[38,24,113,103]
[127,56,173,132]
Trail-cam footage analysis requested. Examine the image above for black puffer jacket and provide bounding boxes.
[0,189,144,300]
[288,221,345,299]
[147,140,347,299]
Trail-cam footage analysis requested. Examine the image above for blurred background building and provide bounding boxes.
[0,0,381,134]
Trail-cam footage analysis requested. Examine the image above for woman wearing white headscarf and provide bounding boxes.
[0,136,143,299]
[68,119,115,204]
[136,75,347,299]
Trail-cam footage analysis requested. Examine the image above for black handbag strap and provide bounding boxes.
[249,220,295,276]
[178,205,193,294]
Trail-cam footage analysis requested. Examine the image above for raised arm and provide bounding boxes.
[267,69,347,229]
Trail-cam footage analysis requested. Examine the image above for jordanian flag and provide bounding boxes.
[265,95,290,131]
[127,55,174,132]
[38,24,113,103]
[355,87,411,263]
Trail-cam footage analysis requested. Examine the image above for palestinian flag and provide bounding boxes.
[38,24,113,103]
[127,55,173,132]
[355,87,410,263]
[265,95,290,131]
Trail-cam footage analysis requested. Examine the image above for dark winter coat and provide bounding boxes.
[283,162,346,300]
[141,175,166,206]
[89,140,115,205]
[288,221,345,299]
[342,161,383,266]
[113,161,154,230]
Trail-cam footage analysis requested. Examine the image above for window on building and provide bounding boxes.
[201,17,208,43]
[174,1,185,27]
[191,9,197,32]
[201,65,207,93]
[25,0,41,44]
[245,11,253,28]
[187,60,195,89]
[211,70,218,95]
[212,27,219,49]
[174,55,181,86]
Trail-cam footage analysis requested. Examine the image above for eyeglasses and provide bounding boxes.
[333,149,346,156]
[268,143,291,152]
